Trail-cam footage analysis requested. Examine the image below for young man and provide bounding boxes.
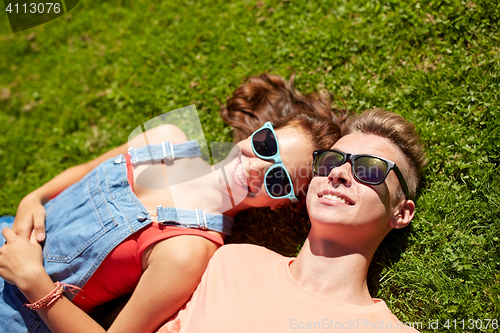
[157,108,426,333]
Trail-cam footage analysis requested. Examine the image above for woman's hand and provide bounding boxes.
[13,192,47,242]
[0,227,45,291]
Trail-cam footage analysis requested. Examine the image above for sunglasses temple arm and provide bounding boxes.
[393,167,410,199]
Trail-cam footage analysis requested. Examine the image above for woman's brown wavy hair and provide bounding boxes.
[220,73,347,144]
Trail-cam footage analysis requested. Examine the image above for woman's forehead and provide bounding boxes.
[275,127,313,152]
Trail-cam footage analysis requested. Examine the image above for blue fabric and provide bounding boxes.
[128,140,201,164]
[0,142,234,332]
[156,206,233,235]
[0,215,15,246]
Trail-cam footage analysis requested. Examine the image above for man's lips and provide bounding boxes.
[317,190,354,205]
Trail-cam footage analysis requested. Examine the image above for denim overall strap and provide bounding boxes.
[128,140,201,165]
[155,206,233,236]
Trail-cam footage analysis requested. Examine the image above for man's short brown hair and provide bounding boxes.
[341,108,427,200]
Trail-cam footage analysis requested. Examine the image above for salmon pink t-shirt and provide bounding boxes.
[157,244,420,333]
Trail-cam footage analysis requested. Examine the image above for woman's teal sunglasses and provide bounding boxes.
[251,122,298,203]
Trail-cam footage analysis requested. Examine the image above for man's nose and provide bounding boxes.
[327,162,353,187]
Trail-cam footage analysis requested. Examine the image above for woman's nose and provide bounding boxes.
[248,158,274,176]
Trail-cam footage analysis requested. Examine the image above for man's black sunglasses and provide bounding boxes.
[312,149,409,198]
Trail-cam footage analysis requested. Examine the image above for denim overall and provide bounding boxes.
[0,140,234,333]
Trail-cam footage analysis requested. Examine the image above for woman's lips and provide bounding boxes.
[233,156,250,192]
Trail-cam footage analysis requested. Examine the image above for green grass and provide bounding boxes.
[1,0,499,331]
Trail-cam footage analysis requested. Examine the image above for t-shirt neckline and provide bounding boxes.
[279,258,389,314]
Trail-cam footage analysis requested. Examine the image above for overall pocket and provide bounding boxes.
[43,170,118,263]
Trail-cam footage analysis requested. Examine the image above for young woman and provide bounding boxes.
[0,73,346,333]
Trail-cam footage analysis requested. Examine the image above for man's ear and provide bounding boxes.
[389,199,415,229]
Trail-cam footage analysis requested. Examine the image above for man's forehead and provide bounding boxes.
[333,133,394,154]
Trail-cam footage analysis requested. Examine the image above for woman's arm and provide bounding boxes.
[0,229,217,333]
[13,124,188,241]
[109,236,218,332]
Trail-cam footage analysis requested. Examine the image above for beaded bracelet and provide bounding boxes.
[25,281,80,310]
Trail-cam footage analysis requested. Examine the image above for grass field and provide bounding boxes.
[1,0,499,331]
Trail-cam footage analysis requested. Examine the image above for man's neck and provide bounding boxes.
[288,237,375,306]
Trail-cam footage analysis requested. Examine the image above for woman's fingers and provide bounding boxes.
[12,203,47,242]
[30,230,38,245]
[2,227,18,243]
[0,227,44,288]
[33,210,46,242]
[12,214,32,240]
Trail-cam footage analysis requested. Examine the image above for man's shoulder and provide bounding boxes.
[216,243,286,260]
[210,243,289,270]
[369,299,422,332]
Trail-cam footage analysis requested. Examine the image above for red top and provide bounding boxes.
[72,154,224,312]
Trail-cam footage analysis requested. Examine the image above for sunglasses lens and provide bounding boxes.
[266,166,292,197]
[354,157,388,184]
[314,151,344,176]
[252,128,277,157]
